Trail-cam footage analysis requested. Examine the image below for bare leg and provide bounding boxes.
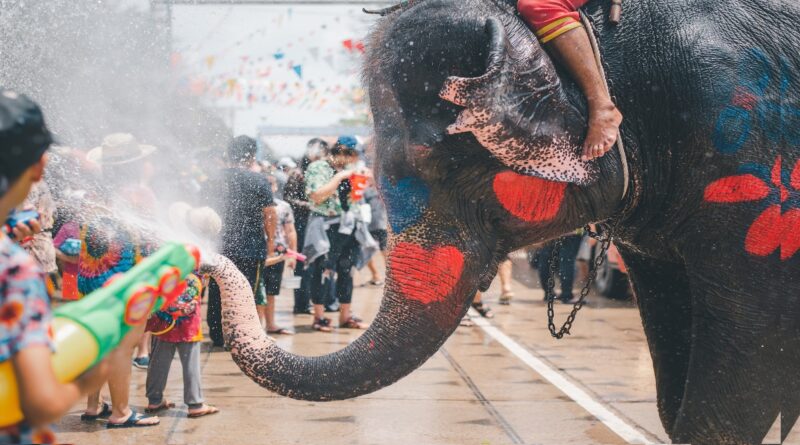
[577,260,589,283]
[339,303,351,324]
[497,259,514,304]
[135,332,150,359]
[366,257,380,283]
[256,304,267,330]
[84,391,102,416]
[265,296,276,331]
[107,323,159,425]
[546,27,622,161]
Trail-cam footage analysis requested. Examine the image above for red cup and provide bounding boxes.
[350,173,368,202]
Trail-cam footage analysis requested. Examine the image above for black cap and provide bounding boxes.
[0,89,53,195]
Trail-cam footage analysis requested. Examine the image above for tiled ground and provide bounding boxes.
[55,253,668,444]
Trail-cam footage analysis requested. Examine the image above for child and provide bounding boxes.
[517,0,622,161]
[52,219,80,301]
[145,274,219,418]
[0,89,109,444]
[263,175,297,335]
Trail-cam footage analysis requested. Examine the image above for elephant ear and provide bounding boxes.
[439,18,596,185]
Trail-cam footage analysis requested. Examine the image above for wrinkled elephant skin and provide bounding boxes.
[210,1,800,444]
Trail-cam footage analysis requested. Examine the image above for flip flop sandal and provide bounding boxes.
[106,408,160,428]
[459,315,475,327]
[340,317,367,329]
[144,401,175,414]
[267,327,295,335]
[367,279,384,286]
[471,302,494,318]
[188,405,220,418]
[81,402,112,421]
[313,317,333,332]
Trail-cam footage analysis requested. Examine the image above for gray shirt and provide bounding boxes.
[363,187,387,232]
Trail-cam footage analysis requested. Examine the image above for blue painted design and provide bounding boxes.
[379,176,430,233]
[713,49,799,153]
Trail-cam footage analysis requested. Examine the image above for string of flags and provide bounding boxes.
[172,7,372,115]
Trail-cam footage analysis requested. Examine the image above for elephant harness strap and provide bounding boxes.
[545,10,632,340]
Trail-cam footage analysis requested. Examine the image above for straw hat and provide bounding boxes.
[86,133,156,165]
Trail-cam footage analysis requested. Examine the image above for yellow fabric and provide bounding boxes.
[535,17,574,37]
[540,21,583,43]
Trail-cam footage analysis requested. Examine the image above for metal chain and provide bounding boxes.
[546,224,616,339]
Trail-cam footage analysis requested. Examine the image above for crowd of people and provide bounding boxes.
[0,85,600,443]
[0,88,399,443]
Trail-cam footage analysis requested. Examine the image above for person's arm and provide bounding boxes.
[55,250,78,264]
[5,251,108,427]
[308,169,353,205]
[12,348,109,427]
[263,206,277,258]
[285,222,298,270]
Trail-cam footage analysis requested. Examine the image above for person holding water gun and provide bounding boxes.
[0,89,110,444]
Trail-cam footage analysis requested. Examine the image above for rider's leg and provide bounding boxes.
[518,0,622,160]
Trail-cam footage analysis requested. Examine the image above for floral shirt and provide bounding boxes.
[305,160,345,217]
[0,235,56,444]
[146,274,203,343]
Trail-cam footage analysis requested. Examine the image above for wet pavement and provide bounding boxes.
[54,252,668,444]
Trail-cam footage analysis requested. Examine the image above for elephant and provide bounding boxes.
[207,0,799,443]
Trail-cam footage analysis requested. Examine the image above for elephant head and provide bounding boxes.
[206,0,626,401]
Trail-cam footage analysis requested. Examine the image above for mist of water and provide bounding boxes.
[0,1,254,260]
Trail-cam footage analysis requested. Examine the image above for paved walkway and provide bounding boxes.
[55,253,668,444]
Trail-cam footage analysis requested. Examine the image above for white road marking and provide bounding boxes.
[468,310,657,445]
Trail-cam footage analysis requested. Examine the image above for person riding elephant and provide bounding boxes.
[517,0,622,161]
[206,1,800,444]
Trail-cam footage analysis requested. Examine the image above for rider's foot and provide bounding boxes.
[582,102,622,161]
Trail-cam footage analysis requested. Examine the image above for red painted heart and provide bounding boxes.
[390,242,464,305]
[493,171,567,222]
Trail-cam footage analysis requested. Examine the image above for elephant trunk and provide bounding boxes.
[202,230,478,400]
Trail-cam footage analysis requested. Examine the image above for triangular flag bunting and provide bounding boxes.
[292,65,303,79]
[273,52,285,60]
[205,56,216,69]
[342,39,353,51]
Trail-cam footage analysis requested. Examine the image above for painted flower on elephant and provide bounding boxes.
[703,156,800,260]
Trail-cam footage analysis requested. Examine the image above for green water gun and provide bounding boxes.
[0,242,200,427]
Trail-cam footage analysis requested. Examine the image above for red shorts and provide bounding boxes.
[517,0,588,43]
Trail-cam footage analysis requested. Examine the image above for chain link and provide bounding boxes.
[546,223,617,339]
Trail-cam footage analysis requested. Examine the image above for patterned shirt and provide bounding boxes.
[146,274,203,343]
[78,216,154,297]
[305,160,344,217]
[0,235,56,444]
[274,199,295,247]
